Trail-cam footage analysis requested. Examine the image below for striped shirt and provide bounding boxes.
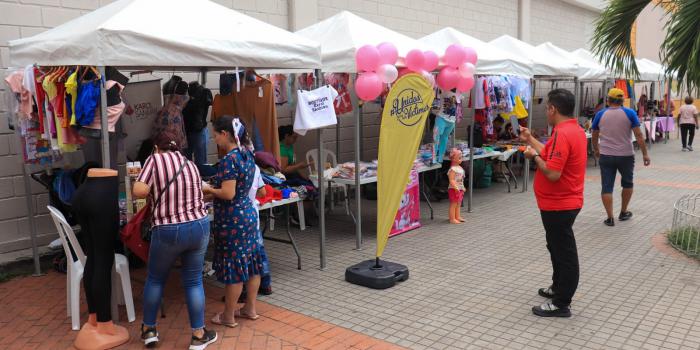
[136,151,207,226]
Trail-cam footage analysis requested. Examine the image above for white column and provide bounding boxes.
[518,0,531,42]
[288,0,318,31]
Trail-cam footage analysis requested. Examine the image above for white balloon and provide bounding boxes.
[378,64,399,84]
[420,70,436,87]
[458,62,476,78]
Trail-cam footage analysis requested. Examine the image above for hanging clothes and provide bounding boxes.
[152,94,189,150]
[293,85,338,136]
[85,81,126,133]
[3,69,32,119]
[614,80,629,98]
[433,115,456,163]
[270,74,289,105]
[324,73,353,115]
[230,78,281,164]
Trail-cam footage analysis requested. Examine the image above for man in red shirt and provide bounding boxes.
[520,89,587,317]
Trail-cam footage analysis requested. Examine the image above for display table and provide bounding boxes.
[209,196,305,270]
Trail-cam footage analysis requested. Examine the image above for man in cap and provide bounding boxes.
[591,88,650,227]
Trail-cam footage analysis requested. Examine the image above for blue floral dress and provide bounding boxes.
[212,148,263,284]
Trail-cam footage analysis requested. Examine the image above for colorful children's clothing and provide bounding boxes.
[448,165,466,203]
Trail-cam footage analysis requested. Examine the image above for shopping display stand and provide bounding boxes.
[7,0,323,272]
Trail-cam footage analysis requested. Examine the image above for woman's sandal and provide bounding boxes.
[235,310,259,320]
[211,312,238,328]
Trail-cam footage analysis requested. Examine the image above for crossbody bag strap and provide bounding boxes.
[152,159,187,211]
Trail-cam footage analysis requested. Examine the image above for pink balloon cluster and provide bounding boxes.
[355,42,400,101]
[437,44,478,93]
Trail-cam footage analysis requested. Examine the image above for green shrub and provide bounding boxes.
[668,227,700,257]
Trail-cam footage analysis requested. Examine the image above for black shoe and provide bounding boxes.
[141,325,159,348]
[538,286,555,298]
[189,329,217,350]
[532,302,571,318]
[618,211,633,221]
[604,218,615,226]
[259,286,273,296]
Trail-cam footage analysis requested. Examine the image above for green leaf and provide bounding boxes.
[591,0,652,79]
[661,0,700,92]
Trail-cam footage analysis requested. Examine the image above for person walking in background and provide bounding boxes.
[591,88,650,227]
[132,131,217,349]
[520,89,587,317]
[678,96,698,151]
[204,116,264,329]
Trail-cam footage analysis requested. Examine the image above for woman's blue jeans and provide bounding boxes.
[143,217,210,330]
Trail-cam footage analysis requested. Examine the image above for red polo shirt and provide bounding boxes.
[534,119,588,211]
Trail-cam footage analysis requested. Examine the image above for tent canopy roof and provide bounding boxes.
[419,27,532,77]
[572,49,671,82]
[295,11,429,73]
[490,35,577,77]
[9,0,321,70]
[537,42,606,80]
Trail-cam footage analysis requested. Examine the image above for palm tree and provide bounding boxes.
[591,0,700,94]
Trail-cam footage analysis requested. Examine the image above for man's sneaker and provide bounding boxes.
[259,285,273,295]
[689,146,695,151]
[532,302,571,318]
[604,218,615,226]
[619,211,633,221]
[683,147,689,152]
[141,325,159,348]
[189,329,218,350]
[538,286,555,298]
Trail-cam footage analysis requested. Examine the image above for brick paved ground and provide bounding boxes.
[2,140,700,350]
[0,268,404,350]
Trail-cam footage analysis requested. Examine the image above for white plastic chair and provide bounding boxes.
[47,206,136,331]
[306,149,351,216]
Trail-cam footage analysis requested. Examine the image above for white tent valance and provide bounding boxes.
[571,49,671,82]
[537,42,606,80]
[419,28,532,77]
[490,35,577,77]
[295,11,429,73]
[9,0,322,70]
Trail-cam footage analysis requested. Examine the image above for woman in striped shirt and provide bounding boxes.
[132,130,218,350]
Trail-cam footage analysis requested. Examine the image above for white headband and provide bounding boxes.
[232,118,242,149]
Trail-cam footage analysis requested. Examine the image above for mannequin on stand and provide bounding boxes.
[71,168,129,350]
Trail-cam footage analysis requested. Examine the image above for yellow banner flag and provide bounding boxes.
[376,73,435,258]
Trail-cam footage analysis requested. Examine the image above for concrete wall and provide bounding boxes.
[0,0,599,254]
[635,3,666,64]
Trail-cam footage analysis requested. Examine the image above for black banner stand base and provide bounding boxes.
[345,258,409,289]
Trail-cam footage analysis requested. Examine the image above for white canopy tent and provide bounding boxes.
[8,0,327,272]
[9,0,321,70]
[418,27,533,77]
[296,11,432,251]
[571,49,670,82]
[489,35,578,77]
[537,42,607,80]
[295,11,430,73]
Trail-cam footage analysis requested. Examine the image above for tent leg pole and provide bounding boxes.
[523,79,536,193]
[97,66,110,169]
[468,82,476,213]
[315,69,326,270]
[355,103,362,250]
[16,118,42,276]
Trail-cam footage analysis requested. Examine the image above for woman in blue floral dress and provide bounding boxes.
[203,115,262,327]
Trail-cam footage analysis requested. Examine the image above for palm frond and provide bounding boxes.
[591,0,652,79]
[661,0,700,93]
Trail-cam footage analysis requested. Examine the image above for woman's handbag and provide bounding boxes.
[121,160,186,261]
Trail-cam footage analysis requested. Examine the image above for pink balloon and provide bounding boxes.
[464,46,478,65]
[405,49,425,72]
[355,72,383,101]
[420,70,436,87]
[444,44,467,68]
[456,76,475,93]
[356,45,381,72]
[458,62,475,78]
[422,51,439,72]
[436,67,460,90]
[377,42,399,65]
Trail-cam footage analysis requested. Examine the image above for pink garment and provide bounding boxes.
[85,81,125,133]
[4,70,32,118]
